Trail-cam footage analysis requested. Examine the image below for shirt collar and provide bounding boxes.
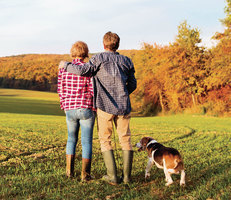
[105,50,119,55]
[73,58,84,64]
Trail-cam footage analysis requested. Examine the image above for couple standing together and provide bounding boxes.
[58,31,137,185]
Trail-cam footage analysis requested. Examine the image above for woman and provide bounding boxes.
[57,41,95,181]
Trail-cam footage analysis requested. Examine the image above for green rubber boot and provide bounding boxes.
[122,150,133,183]
[102,150,119,185]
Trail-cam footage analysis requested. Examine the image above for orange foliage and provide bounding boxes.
[1,10,231,116]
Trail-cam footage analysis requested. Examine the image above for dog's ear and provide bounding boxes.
[142,137,149,148]
[147,137,154,143]
[147,148,153,157]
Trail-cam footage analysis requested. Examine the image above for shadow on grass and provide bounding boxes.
[185,161,230,187]
[130,160,230,199]
[1,152,229,200]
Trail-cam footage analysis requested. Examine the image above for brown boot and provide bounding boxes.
[81,158,92,182]
[66,154,75,178]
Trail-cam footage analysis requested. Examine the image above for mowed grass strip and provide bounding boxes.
[0,88,64,116]
[0,88,230,200]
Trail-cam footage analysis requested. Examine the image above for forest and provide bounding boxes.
[0,0,230,116]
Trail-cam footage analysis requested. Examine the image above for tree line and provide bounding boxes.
[0,54,71,92]
[0,0,230,116]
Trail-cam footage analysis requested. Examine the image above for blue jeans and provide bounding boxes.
[65,108,95,159]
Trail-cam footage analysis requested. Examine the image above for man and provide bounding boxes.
[59,31,137,184]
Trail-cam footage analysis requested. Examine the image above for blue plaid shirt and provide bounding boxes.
[63,51,137,115]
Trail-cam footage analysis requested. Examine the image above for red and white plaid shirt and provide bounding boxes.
[57,59,94,111]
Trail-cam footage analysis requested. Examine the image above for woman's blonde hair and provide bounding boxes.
[70,41,89,59]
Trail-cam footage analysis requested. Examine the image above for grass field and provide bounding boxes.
[0,88,230,200]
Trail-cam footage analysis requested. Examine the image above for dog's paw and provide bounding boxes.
[180,182,186,187]
[165,181,173,186]
[145,172,150,179]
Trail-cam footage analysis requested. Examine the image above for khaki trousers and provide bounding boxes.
[97,109,132,152]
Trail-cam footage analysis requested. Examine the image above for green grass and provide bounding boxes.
[0,88,231,200]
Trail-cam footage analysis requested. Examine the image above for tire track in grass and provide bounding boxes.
[1,137,102,164]
[162,126,196,144]
[0,144,66,164]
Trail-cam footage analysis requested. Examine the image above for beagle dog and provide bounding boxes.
[136,137,186,186]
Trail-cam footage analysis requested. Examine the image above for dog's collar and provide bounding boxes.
[146,140,157,148]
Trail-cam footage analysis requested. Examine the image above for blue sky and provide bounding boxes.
[0,0,226,57]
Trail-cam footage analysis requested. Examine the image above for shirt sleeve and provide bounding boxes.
[126,59,137,94]
[57,69,65,110]
[64,56,98,77]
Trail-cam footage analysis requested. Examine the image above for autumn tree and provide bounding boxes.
[165,21,208,110]
[0,54,71,91]
[205,0,231,90]
[202,0,231,115]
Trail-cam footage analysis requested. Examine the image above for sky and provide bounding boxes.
[0,0,226,57]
